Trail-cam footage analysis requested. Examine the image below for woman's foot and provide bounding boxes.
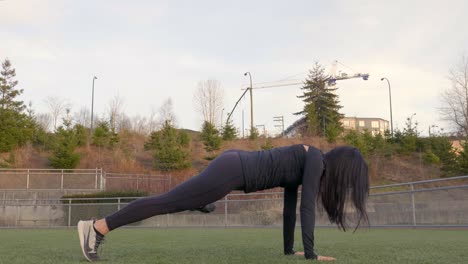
[190,203,217,213]
[77,220,106,262]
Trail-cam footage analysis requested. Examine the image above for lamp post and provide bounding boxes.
[91,76,97,131]
[244,72,254,137]
[380,77,394,137]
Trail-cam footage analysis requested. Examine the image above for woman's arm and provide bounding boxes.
[300,148,324,259]
[283,186,298,255]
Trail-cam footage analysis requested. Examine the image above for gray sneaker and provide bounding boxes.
[191,203,216,213]
[77,220,105,262]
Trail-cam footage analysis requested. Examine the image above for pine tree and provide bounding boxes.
[92,121,119,149]
[200,121,222,152]
[49,115,80,169]
[222,119,237,141]
[295,63,344,136]
[0,59,34,152]
[145,121,191,171]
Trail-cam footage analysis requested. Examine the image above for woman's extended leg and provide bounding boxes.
[78,151,244,262]
[105,151,244,230]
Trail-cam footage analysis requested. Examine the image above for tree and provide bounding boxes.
[0,59,35,152]
[222,118,237,141]
[193,80,224,126]
[107,95,124,131]
[295,62,344,136]
[144,121,191,171]
[159,97,177,127]
[0,59,23,111]
[73,107,90,128]
[249,126,259,140]
[440,55,468,135]
[92,121,119,149]
[200,121,222,152]
[45,96,69,130]
[48,111,80,169]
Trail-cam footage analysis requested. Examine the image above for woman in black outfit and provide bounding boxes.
[78,144,369,262]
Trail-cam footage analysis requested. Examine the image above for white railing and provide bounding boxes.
[0,169,171,193]
[1,175,468,228]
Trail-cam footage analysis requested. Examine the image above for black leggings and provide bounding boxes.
[105,151,245,231]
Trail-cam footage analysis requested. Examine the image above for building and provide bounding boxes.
[284,116,390,137]
[341,117,389,136]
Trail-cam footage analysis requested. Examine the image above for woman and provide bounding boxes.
[78,144,369,262]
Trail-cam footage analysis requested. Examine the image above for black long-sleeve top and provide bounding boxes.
[236,144,324,260]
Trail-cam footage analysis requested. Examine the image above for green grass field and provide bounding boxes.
[0,228,466,264]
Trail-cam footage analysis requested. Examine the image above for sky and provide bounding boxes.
[1,0,467,136]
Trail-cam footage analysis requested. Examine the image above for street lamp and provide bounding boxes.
[380,77,394,137]
[91,76,98,131]
[244,72,254,137]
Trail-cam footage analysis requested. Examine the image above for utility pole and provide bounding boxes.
[90,76,98,131]
[242,109,245,138]
[244,72,254,138]
[273,116,284,137]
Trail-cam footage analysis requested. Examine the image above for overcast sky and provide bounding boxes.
[2,0,467,136]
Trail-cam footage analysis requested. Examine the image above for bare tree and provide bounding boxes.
[45,96,69,130]
[440,55,468,135]
[193,80,224,126]
[119,113,132,132]
[36,113,52,131]
[148,106,159,133]
[74,107,90,128]
[159,97,177,126]
[131,115,149,135]
[107,95,125,131]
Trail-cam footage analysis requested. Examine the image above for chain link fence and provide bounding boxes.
[1,175,467,228]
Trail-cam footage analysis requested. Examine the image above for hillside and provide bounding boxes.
[0,130,442,188]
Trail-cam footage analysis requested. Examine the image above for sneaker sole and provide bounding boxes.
[77,221,93,262]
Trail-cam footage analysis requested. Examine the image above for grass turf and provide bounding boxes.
[0,228,466,264]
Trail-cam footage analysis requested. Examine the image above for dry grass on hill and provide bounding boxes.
[1,132,443,188]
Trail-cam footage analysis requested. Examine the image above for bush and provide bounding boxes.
[423,151,441,165]
[261,138,274,150]
[49,118,80,169]
[200,121,221,152]
[145,121,191,171]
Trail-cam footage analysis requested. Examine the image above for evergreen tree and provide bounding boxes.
[0,59,34,152]
[295,63,344,136]
[49,115,80,169]
[177,130,191,147]
[92,121,119,149]
[200,121,222,152]
[249,126,259,140]
[456,140,468,175]
[222,119,237,141]
[145,121,191,171]
[73,124,87,147]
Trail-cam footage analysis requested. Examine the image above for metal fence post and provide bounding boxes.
[68,199,72,227]
[118,198,121,211]
[136,175,139,191]
[26,169,30,190]
[100,169,104,190]
[410,184,416,227]
[224,196,228,228]
[95,168,98,189]
[15,199,19,226]
[61,170,64,190]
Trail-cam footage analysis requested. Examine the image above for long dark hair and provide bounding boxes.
[319,146,369,231]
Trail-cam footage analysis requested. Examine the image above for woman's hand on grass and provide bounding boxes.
[294,252,336,261]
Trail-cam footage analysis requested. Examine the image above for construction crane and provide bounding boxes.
[226,61,369,129]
